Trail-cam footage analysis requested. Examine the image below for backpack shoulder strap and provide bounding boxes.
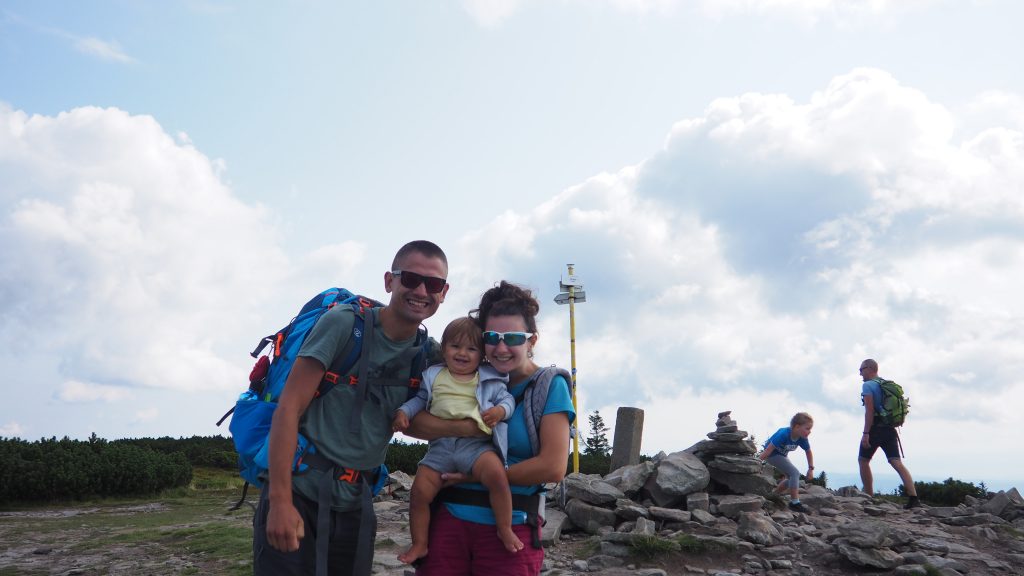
[348,307,376,435]
[315,303,368,397]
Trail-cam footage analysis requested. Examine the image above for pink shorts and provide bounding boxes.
[415,505,544,576]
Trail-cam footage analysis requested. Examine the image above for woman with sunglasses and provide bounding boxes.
[412,281,576,576]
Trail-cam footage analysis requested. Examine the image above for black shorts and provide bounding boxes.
[253,487,366,576]
[858,425,901,461]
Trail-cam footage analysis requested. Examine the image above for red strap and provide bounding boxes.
[338,468,360,483]
[273,332,284,358]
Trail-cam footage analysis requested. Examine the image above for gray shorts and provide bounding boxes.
[766,454,801,489]
[419,437,496,475]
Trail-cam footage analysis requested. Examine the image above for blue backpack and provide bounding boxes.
[216,287,429,506]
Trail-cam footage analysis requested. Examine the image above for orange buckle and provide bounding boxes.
[273,332,284,357]
[324,372,339,385]
[409,378,421,389]
[338,468,360,483]
[348,375,359,386]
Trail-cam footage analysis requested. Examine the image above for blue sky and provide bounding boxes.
[2,0,1023,493]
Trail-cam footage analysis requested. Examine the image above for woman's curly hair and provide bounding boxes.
[470,280,540,333]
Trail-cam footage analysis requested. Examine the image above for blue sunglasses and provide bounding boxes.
[482,331,533,346]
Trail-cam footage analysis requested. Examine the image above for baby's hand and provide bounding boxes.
[392,411,409,433]
[481,406,506,428]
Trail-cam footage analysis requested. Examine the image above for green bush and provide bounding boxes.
[122,435,237,470]
[385,439,428,475]
[572,453,612,475]
[899,477,986,506]
[0,436,193,504]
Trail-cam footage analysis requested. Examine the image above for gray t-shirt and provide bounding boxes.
[293,305,419,510]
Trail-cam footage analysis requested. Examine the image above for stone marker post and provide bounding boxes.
[609,407,644,473]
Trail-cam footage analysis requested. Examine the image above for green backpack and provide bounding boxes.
[875,379,910,427]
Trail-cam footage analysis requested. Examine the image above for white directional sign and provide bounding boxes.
[560,274,584,290]
[554,291,586,305]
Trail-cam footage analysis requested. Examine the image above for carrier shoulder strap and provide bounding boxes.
[514,366,574,456]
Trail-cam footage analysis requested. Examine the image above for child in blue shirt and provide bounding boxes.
[759,412,815,513]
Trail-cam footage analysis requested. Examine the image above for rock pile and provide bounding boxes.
[371,411,1024,575]
[687,411,777,498]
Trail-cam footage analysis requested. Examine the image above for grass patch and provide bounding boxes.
[189,467,247,492]
[628,534,680,560]
[578,536,601,558]
[675,533,735,554]
[620,533,740,562]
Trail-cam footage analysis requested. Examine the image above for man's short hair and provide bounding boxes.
[392,240,448,271]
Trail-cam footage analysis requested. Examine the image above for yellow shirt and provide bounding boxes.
[429,368,491,434]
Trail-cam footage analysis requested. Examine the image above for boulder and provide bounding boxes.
[603,460,655,498]
[563,473,625,506]
[708,468,778,496]
[642,451,709,507]
[713,494,765,519]
[737,511,785,546]
[564,498,617,534]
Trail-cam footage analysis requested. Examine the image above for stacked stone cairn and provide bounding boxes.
[526,410,1024,575]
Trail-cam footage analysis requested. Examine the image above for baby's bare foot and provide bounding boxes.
[498,527,524,553]
[397,543,428,564]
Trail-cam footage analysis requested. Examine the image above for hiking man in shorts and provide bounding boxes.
[254,240,478,576]
[858,358,921,509]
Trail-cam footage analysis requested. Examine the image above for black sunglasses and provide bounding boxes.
[391,270,446,294]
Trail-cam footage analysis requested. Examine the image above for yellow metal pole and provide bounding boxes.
[567,264,580,474]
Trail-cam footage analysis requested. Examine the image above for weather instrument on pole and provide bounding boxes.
[555,264,584,473]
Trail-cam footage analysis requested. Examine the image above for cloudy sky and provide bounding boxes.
[3,1,1023,492]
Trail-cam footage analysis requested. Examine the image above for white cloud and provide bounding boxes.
[698,0,942,26]
[461,0,526,27]
[460,0,934,27]
[73,37,135,63]
[0,421,26,438]
[132,408,159,424]
[967,90,1024,133]
[0,104,290,395]
[57,380,132,403]
[5,12,139,64]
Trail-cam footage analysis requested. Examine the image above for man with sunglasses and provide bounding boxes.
[256,240,464,576]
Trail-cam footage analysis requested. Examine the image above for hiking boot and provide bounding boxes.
[904,496,922,510]
[788,501,811,514]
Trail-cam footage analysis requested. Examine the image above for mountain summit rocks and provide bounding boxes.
[375,410,1024,575]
